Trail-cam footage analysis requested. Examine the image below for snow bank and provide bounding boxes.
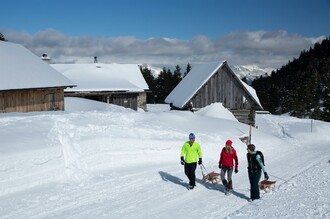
[195,102,238,121]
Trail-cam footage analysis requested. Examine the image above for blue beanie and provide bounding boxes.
[189,133,195,139]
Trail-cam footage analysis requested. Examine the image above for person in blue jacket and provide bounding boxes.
[247,144,269,201]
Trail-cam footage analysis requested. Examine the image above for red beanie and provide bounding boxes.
[226,140,232,147]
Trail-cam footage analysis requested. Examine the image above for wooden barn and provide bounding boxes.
[165,61,263,125]
[51,63,149,111]
[0,41,75,113]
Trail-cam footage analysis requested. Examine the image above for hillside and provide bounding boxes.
[252,37,330,121]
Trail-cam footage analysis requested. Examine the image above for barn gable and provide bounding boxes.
[51,63,149,111]
[0,41,75,113]
[165,61,263,124]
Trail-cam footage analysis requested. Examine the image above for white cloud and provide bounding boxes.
[2,28,325,69]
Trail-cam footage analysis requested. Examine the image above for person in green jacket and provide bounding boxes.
[180,133,203,190]
[247,144,269,201]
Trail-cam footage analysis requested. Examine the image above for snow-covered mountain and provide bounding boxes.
[150,66,163,78]
[146,64,274,84]
[230,65,275,84]
[139,64,163,78]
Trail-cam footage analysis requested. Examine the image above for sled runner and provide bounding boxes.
[200,164,220,184]
[259,179,276,192]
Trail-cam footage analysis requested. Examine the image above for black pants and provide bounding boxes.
[248,170,261,200]
[184,162,197,186]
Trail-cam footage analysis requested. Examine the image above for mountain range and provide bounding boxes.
[148,64,274,85]
[230,65,275,84]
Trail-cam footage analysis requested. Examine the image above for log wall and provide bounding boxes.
[0,88,65,113]
[189,66,257,110]
[64,91,146,111]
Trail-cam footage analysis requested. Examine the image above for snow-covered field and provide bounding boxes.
[0,98,329,219]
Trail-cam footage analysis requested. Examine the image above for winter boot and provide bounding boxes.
[222,179,228,191]
[228,180,233,190]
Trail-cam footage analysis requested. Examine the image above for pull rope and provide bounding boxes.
[200,163,207,177]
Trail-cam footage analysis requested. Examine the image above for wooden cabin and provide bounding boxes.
[165,61,263,125]
[51,63,149,111]
[0,41,75,113]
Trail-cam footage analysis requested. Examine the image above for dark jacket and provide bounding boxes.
[247,152,266,172]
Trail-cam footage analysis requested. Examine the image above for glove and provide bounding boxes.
[218,164,222,169]
[198,158,202,165]
[180,157,185,165]
[264,172,269,180]
[234,168,238,174]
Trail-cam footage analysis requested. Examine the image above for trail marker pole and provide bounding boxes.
[249,123,252,144]
[311,119,313,133]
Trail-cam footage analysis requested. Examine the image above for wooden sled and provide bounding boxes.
[202,171,221,184]
[259,179,276,192]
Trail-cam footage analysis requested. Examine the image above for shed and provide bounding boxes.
[51,63,149,111]
[165,61,263,124]
[0,41,75,113]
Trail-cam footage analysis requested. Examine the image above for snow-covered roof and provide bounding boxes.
[240,78,261,107]
[51,63,149,92]
[0,41,75,91]
[165,61,262,109]
[165,61,224,108]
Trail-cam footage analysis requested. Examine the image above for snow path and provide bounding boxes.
[0,158,248,219]
[229,159,330,218]
[1,101,330,218]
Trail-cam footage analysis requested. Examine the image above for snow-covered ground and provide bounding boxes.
[0,98,329,219]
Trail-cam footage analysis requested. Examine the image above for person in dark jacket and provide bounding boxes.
[218,140,238,192]
[247,144,269,201]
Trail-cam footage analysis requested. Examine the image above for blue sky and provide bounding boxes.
[1,0,329,68]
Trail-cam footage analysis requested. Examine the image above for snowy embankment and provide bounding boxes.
[0,98,329,218]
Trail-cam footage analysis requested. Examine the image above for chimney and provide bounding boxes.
[41,53,51,64]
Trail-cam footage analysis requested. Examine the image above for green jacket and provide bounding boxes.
[181,141,202,163]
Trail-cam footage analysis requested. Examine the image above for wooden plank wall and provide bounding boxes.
[112,93,138,110]
[0,88,64,113]
[189,67,255,110]
[65,92,141,111]
[230,109,255,126]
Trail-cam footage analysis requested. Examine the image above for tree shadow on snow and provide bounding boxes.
[159,171,188,188]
